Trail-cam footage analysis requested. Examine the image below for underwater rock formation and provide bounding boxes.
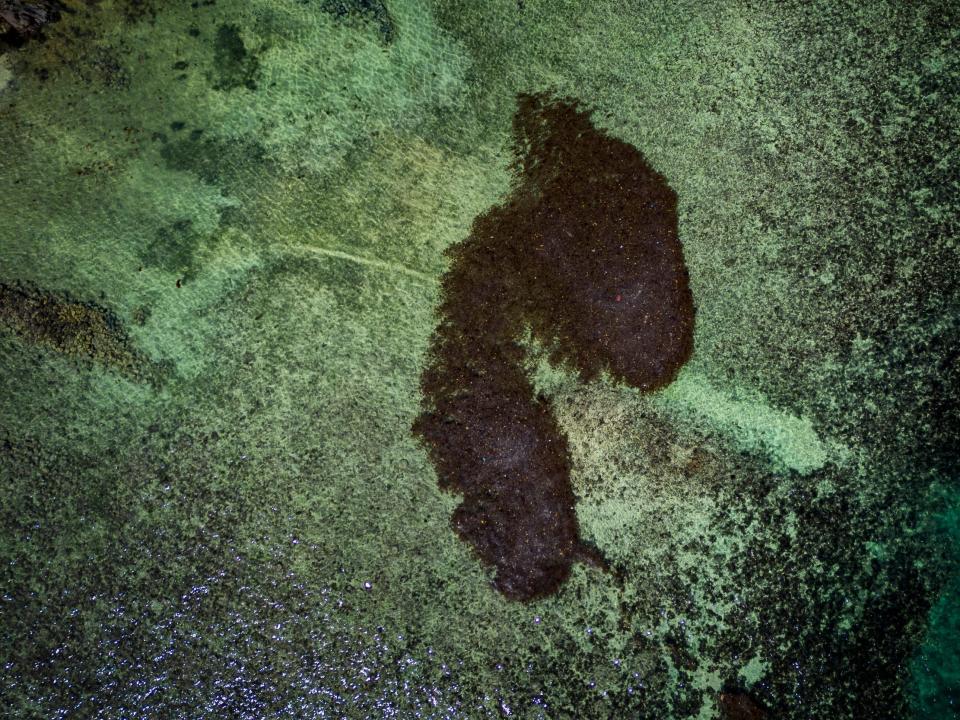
[415,93,694,600]
[0,281,167,385]
[0,0,59,40]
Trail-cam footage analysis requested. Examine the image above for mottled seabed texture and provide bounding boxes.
[0,1,957,719]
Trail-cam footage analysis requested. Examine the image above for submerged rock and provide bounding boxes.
[0,281,169,385]
[0,0,60,40]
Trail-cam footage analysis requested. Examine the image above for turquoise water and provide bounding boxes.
[911,488,960,718]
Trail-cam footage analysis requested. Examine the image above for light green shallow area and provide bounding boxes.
[0,1,957,718]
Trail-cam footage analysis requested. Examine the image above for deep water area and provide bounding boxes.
[1,1,958,718]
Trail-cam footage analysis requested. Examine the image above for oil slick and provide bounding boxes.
[415,93,694,600]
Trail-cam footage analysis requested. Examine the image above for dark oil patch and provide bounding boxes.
[212,23,259,91]
[85,46,129,88]
[0,281,169,385]
[414,93,694,601]
[142,218,201,277]
[0,0,61,48]
[718,690,767,720]
[320,0,395,45]
[297,253,367,309]
[159,133,267,188]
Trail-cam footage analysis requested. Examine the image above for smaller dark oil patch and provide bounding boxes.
[0,0,61,48]
[217,204,247,228]
[142,218,201,277]
[0,281,168,385]
[415,93,694,601]
[131,304,151,326]
[119,0,158,25]
[310,257,370,309]
[321,0,396,45]
[211,23,259,91]
[87,47,129,88]
[159,134,267,190]
[718,690,767,720]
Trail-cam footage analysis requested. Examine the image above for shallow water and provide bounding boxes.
[0,1,957,718]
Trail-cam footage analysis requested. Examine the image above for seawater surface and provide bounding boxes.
[0,1,957,718]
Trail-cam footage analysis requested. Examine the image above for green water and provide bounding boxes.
[911,488,960,718]
[0,1,957,717]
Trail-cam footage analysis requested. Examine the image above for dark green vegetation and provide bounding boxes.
[415,94,693,601]
[0,281,168,385]
[212,23,260,91]
[321,0,396,44]
[0,0,957,718]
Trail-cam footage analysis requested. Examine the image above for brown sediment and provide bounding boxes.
[414,93,694,601]
[0,280,168,385]
[718,691,768,720]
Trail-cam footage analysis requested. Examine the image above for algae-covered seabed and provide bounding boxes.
[0,1,958,718]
